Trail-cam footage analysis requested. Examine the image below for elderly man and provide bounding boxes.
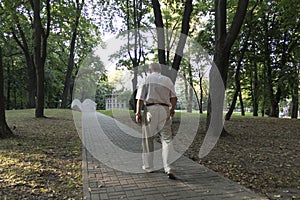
[135,62,177,179]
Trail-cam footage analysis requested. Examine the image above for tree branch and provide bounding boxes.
[224,0,249,50]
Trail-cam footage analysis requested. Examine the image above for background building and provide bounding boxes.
[105,93,128,110]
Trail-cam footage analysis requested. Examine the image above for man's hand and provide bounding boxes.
[136,99,143,123]
[169,107,175,117]
[170,97,177,117]
[135,113,141,123]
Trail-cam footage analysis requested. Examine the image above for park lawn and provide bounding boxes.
[0,109,82,199]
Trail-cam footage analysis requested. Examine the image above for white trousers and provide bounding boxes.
[142,105,173,173]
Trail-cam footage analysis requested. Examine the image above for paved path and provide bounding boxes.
[81,112,268,200]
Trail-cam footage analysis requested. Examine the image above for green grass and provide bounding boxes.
[97,109,113,117]
[0,109,82,199]
[98,109,256,119]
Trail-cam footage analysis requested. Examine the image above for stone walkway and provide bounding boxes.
[81,112,268,200]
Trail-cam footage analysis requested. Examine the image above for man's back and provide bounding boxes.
[144,72,176,105]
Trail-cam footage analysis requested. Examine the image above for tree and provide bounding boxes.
[225,1,259,120]
[61,0,84,108]
[249,0,300,118]
[206,0,249,132]
[33,0,51,117]
[0,46,13,138]
[151,0,193,83]
[0,0,37,108]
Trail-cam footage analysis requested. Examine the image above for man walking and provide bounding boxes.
[135,62,177,179]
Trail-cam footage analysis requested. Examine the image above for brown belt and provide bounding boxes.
[146,103,169,107]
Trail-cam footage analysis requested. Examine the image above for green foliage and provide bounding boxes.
[0,0,108,110]
[194,0,300,116]
[95,80,114,110]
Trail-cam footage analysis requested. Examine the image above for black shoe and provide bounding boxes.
[166,172,176,180]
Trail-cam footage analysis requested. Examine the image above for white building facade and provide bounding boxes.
[105,94,128,110]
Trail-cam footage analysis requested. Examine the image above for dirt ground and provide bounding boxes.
[184,116,300,200]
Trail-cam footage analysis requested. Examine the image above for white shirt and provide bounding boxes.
[136,72,176,105]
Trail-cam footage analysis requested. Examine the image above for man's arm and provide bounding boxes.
[169,97,177,117]
[135,99,144,123]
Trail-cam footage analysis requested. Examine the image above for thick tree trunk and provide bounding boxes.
[151,0,166,66]
[291,58,299,119]
[0,47,13,138]
[6,59,11,110]
[151,0,193,82]
[171,0,193,83]
[206,0,249,134]
[206,51,230,134]
[26,54,37,108]
[34,0,44,118]
[61,0,83,108]
[33,0,50,117]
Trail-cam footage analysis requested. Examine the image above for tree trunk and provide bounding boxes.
[225,31,248,120]
[151,0,166,66]
[183,71,189,111]
[33,0,44,117]
[151,0,193,82]
[225,86,238,120]
[206,0,249,134]
[239,89,245,116]
[33,0,50,117]
[187,64,193,112]
[0,47,13,138]
[267,59,278,117]
[170,0,193,83]
[199,75,203,113]
[6,58,11,110]
[61,0,83,108]
[26,55,37,108]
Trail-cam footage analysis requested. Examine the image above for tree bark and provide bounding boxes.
[61,0,84,108]
[0,47,13,138]
[225,85,239,120]
[33,0,50,117]
[151,0,193,82]
[199,76,203,113]
[239,88,245,116]
[206,0,249,133]
[151,0,166,66]
[170,0,193,83]
[33,0,44,117]
[6,58,11,110]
